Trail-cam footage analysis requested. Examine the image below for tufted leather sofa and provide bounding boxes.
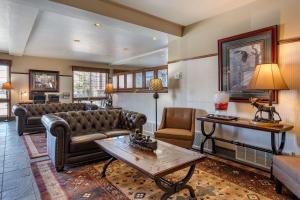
[12,103,98,135]
[41,109,147,171]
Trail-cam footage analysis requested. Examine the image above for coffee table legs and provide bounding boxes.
[101,157,116,178]
[155,164,196,200]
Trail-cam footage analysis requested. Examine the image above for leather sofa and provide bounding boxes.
[12,103,98,136]
[41,109,147,171]
[273,155,300,198]
[155,107,195,148]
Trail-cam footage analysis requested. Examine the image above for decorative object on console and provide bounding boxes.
[149,78,163,131]
[29,69,59,92]
[214,91,229,115]
[105,83,113,107]
[1,82,13,121]
[129,130,157,151]
[248,63,289,123]
[218,26,278,102]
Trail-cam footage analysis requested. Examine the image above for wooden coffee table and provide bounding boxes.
[95,136,205,200]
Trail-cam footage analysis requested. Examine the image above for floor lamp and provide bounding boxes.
[105,83,113,108]
[1,82,13,122]
[149,78,163,131]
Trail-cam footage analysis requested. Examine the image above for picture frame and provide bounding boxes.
[218,25,278,103]
[29,69,59,92]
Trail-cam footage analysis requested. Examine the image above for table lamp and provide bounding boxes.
[105,83,113,108]
[1,82,13,121]
[149,78,163,131]
[248,63,289,123]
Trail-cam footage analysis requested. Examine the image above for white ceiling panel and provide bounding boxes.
[110,0,257,26]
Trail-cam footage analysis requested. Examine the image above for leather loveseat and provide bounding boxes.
[12,103,98,136]
[41,109,147,171]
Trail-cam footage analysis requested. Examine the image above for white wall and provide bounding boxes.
[115,0,300,154]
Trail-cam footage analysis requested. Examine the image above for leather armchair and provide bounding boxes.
[42,109,147,171]
[155,107,195,148]
[12,103,98,136]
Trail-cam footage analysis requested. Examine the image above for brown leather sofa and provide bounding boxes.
[273,155,300,198]
[155,107,195,148]
[41,109,147,171]
[12,103,98,136]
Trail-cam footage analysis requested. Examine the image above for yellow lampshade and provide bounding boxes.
[105,83,113,94]
[248,64,288,90]
[149,78,163,92]
[1,82,13,90]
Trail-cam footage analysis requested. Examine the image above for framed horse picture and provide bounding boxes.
[218,26,278,103]
[29,69,59,92]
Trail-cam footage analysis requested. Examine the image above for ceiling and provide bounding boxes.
[110,0,257,26]
[0,0,169,67]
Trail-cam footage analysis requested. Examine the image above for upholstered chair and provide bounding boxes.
[154,107,196,148]
[273,155,300,198]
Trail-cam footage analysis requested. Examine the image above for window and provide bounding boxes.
[0,60,11,118]
[145,71,154,88]
[112,75,118,89]
[73,67,108,100]
[126,73,133,89]
[158,69,168,87]
[118,75,125,89]
[135,72,143,88]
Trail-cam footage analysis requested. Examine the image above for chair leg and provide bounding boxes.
[275,179,282,194]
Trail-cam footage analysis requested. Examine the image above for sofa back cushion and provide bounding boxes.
[23,103,88,116]
[55,110,121,136]
[165,107,194,130]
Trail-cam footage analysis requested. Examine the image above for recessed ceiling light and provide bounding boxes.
[73,39,80,43]
[94,23,101,28]
[152,37,157,40]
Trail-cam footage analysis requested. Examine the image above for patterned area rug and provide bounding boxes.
[31,157,294,200]
[22,133,47,159]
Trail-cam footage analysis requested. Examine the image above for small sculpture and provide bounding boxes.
[250,98,281,123]
[129,130,157,151]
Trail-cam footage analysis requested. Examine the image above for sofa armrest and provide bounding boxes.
[12,104,28,136]
[119,110,147,132]
[42,114,71,171]
[41,114,70,137]
[12,104,27,117]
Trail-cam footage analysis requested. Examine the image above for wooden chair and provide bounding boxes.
[154,107,195,148]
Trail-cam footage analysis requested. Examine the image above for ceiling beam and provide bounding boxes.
[8,2,39,56]
[112,48,167,66]
[50,0,183,37]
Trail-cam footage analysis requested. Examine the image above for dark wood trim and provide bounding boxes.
[72,66,110,73]
[168,53,218,64]
[0,59,12,118]
[29,69,60,92]
[11,71,72,77]
[278,36,300,45]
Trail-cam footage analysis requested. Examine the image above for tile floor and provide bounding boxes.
[0,121,40,200]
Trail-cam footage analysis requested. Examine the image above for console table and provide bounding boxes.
[197,116,294,155]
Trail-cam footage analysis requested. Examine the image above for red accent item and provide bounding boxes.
[215,103,228,111]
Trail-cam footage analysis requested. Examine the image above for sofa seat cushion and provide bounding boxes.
[155,128,193,140]
[273,155,300,184]
[103,129,131,138]
[27,116,42,125]
[70,133,107,153]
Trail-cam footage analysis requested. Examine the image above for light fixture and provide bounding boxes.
[152,36,157,41]
[94,23,101,28]
[149,78,163,131]
[123,48,128,51]
[73,39,80,43]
